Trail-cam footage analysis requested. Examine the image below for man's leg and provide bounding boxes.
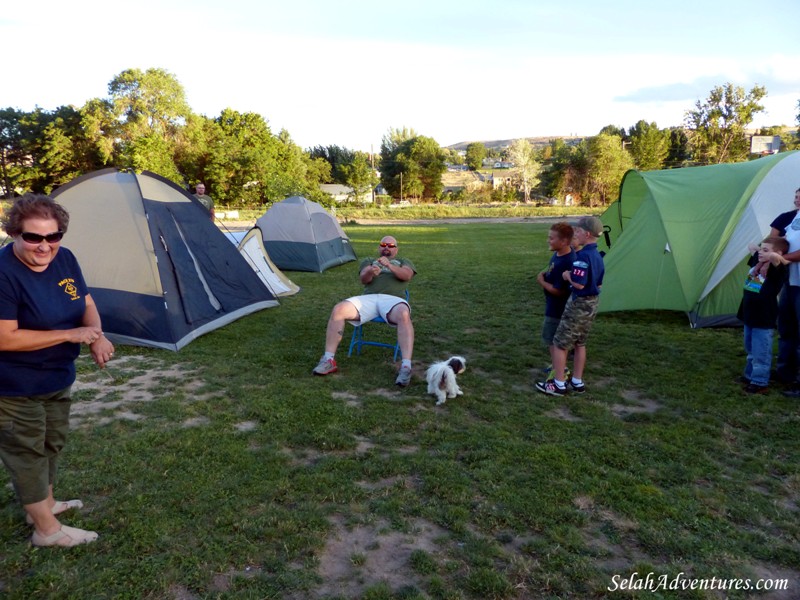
[387,303,414,360]
[314,300,361,376]
[388,303,414,386]
[325,300,361,354]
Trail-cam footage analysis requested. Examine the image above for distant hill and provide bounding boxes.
[447,136,585,151]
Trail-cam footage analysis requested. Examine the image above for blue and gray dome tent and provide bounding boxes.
[52,169,279,350]
[256,196,357,272]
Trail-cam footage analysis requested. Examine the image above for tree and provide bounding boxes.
[108,68,190,176]
[340,151,378,204]
[507,138,541,202]
[627,120,670,171]
[379,127,417,198]
[665,127,691,168]
[0,108,25,197]
[308,145,355,184]
[684,83,767,164]
[586,134,634,206]
[465,142,487,171]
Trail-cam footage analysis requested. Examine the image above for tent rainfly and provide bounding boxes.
[597,151,800,327]
[223,227,300,297]
[52,169,279,350]
[256,196,356,272]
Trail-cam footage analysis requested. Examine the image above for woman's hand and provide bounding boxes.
[89,334,115,369]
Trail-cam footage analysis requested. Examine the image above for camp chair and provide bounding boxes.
[348,290,410,361]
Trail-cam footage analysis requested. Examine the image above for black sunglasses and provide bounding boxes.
[21,231,64,244]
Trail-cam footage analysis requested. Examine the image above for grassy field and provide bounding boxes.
[1,223,798,599]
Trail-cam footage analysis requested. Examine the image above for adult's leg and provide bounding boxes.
[387,302,414,360]
[776,285,799,382]
[324,300,361,354]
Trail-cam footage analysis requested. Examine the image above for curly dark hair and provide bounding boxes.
[1,193,70,236]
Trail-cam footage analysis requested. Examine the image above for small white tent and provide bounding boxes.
[256,196,356,272]
[223,227,300,297]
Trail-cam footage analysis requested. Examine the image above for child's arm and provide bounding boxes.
[747,243,760,254]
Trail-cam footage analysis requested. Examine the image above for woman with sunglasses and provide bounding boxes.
[0,193,114,547]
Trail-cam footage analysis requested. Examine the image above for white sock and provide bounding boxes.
[401,359,412,369]
[571,377,583,385]
[323,352,335,360]
[554,379,566,388]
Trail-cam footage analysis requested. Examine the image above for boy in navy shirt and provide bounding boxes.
[535,222,575,377]
[536,216,605,396]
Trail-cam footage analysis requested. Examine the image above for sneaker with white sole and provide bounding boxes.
[535,379,567,396]
[568,380,586,394]
[312,357,337,376]
[395,365,413,387]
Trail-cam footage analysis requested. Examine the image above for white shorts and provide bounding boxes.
[345,294,410,326]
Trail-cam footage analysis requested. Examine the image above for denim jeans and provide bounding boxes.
[744,326,774,387]
[776,285,800,382]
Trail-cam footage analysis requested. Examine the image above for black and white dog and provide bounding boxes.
[426,356,467,405]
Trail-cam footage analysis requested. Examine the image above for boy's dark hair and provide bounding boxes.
[550,222,574,241]
[763,236,789,255]
[1,193,70,236]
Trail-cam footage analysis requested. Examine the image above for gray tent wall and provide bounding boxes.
[256,196,356,272]
[52,169,278,350]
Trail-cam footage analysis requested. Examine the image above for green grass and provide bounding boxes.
[226,204,597,223]
[1,223,798,599]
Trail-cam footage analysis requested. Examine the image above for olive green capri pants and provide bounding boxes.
[0,387,72,505]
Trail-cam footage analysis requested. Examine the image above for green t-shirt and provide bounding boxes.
[194,194,214,213]
[359,257,416,298]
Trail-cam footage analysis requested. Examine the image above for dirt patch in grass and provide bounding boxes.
[310,515,447,598]
[70,355,209,428]
[610,390,662,418]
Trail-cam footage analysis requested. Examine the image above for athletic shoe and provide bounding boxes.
[312,357,337,376]
[743,383,768,395]
[542,365,571,381]
[781,384,800,398]
[535,379,567,396]
[395,365,413,387]
[568,380,586,394]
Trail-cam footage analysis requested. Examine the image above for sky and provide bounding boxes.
[2,0,799,152]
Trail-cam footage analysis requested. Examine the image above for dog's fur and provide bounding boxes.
[426,356,467,405]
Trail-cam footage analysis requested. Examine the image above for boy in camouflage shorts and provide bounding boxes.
[536,216,605,396]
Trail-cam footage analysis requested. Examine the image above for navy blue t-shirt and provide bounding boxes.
[0,245,89,396]
[570,243,604,297]
[769,209,799,237]
[543,250,576,318]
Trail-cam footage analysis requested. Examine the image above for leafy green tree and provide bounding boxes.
[465,142,487,171]
[340,151,378,204]
[627,120,670,171]
[379,127,417,198]
[599,125,626,138]
[684,83,767,164]
[507,138,540,202]
[665,127,691,168]
[205,108,279,205]
[0,108,26,197]
[587,134,634,206]
[308,145,355,184]
[542,138,590,204]
[108,68,190,177]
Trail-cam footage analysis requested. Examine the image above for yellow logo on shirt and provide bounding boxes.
[59,278,81,301]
